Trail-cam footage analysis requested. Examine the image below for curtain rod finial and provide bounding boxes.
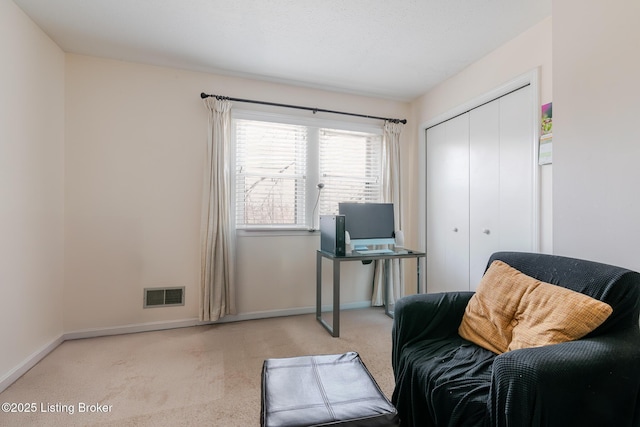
[200,92,209,99]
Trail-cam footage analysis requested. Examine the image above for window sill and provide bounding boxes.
[236,228,320,237]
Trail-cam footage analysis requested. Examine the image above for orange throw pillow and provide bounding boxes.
[459,260,613,354]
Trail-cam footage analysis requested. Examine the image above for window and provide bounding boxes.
[233,113,383,230]
[235,119,307,227]
[318,128,383,215]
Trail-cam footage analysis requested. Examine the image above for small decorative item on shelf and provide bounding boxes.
[539,102,552,165]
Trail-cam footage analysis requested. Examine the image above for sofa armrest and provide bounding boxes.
[489,328,640,427]
[391,292,474,374]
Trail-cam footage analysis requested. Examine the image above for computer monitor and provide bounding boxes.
[338,202,395,250]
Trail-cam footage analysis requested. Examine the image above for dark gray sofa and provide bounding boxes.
[391,251,640,427]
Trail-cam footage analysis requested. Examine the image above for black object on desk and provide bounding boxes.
[319,214,346,256]
[316,248,426,337]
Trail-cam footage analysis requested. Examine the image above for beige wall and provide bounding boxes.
[413,17,552,121]
[64,54,411,332]
[2,0,556,388]
[0,0,65,387]
[553,2,640,270]
[409,17,553,262]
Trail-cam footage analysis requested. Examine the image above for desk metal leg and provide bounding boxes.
[417,257,421,294]
[316,253,340,337]
[384,259,391,318]
[332,260,340,337]
[316,251,322,322]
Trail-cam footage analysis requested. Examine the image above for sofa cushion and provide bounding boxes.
[459,260,613,353]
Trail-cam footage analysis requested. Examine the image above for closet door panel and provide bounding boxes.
[425,84,534,294]
[499,86,534,251]
[469,101,500,289]
[426,114,470,293]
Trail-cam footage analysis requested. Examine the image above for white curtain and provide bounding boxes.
[200,98,236,321]
[372,121,404,306]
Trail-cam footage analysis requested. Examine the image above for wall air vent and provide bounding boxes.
[144,287,185,308]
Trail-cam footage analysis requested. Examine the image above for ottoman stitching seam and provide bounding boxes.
[311,355,336,421]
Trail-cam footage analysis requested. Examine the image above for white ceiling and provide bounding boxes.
[14,0,550,101]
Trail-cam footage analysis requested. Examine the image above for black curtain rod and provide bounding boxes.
[200,92,407,124]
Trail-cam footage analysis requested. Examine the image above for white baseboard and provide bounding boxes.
[63,318,202,340]
[213,300,372,324]
[65,301,373,339]
[1,301,373,392]
[0,335,64,393]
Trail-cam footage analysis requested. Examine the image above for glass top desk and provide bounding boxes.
[316,248,426,337]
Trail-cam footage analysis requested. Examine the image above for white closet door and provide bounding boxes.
[426,114,470,293]
[468,86,534,288]
[469,101,501,289]
[499,86,534,252]
[426,85,534,294]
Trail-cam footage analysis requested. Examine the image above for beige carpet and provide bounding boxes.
[0,308,395,426]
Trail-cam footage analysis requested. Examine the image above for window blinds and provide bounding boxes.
[319,129,382,215]
[234,117,382,229]
[235,119,307,227]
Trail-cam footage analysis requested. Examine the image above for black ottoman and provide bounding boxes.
[261,352,399,427]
